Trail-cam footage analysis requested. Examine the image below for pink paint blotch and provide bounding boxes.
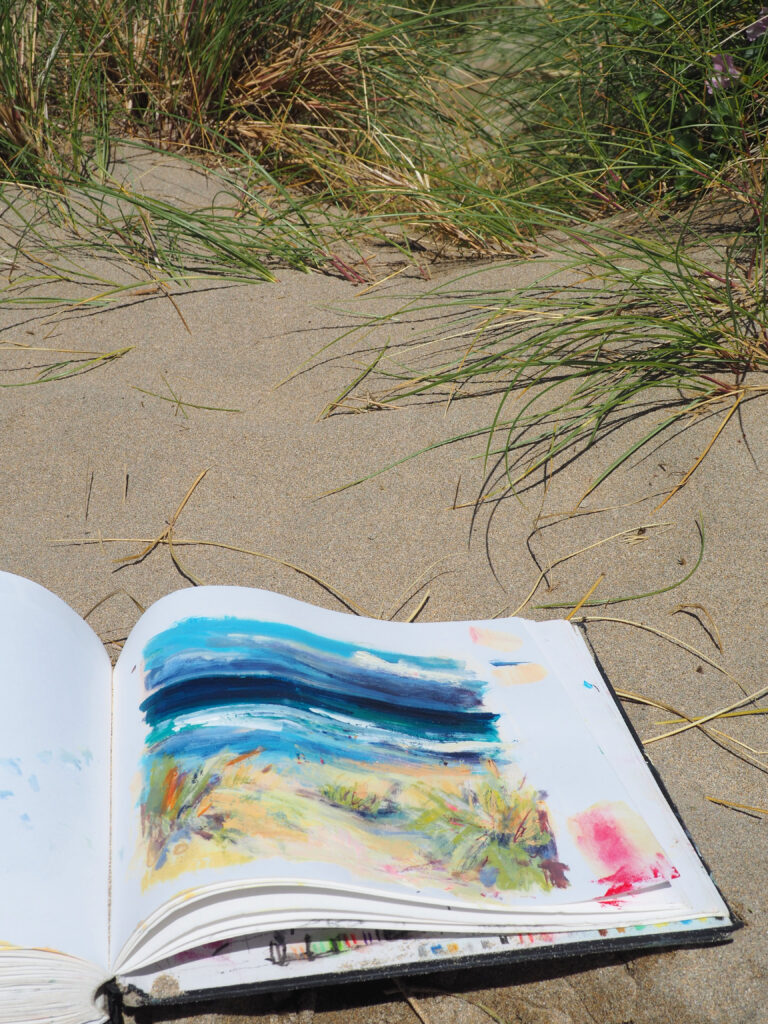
[468,626,523,652]
[568,800,679,898]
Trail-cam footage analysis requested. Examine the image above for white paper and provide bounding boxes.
[0,573,111,968]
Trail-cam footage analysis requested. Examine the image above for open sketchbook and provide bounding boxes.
[0,572,732,1023]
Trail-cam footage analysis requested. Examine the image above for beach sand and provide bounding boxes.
[1,169,766,1023]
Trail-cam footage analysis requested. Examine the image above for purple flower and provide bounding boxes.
[706,53,741,93]
[745,7,768,41]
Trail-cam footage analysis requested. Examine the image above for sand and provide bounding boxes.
[1,167,766,1024]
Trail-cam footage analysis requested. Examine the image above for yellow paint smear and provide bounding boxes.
[140,758,491,892]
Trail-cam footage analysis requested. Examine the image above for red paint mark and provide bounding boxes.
[599,853,680,897]
[578,807,637,870]
[161,766,181,813]
[225,746,264,767]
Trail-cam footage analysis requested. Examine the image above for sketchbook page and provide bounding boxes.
[110,586,727,963]
[526,621,731,920]
[0,572,111,969]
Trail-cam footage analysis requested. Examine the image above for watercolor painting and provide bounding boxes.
[136,616,568,898]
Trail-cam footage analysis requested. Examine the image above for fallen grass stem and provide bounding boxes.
[504,520,673,618]
[52,533,375,618]
[574,615,750,695]
[565,573,604,621]
[131,384,242,416]
[0,346,131,386]
[533,518,705,612]
[706,796,768,817]
[615,689,768,775]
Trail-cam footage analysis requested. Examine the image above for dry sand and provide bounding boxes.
[1,177,766,1024]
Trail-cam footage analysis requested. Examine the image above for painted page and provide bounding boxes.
[0,572,111,968]
[110,587,728,965]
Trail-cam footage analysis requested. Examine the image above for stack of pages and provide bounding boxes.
[0,572,732,1023]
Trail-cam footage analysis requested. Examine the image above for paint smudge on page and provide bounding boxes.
[469,627,523,652]
[568,800,679,898]
[59,749,93,771]
[491,663,547,686]
[136,615,569,898]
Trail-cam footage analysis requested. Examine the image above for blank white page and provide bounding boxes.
[0,572,111,968]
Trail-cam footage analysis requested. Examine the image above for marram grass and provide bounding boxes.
[324,216,768,506]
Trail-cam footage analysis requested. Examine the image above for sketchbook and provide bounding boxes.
[0,572,733,1023]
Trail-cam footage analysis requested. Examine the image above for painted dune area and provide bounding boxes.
[137,616,569,898]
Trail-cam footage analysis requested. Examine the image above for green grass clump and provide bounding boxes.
[411,772,567,892]
[3,2,768,497]
[0,0,539,269]
[309,2,768,502]
[2,2,767,270]
[319,781,398,818]
[496,0,768,214]
[327,215,768,505]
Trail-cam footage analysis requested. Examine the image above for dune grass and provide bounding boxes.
[304,0,768,504]
[1,2,766,242]
[2,1,766,270]
[326,213,767,503]
[2,1,767,497]
[0,0,540,288]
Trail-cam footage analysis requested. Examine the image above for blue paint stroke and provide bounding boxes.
[60,752,84,770]
[140,616,501,769]
[27,775,39,792]
[143,618,486,708]
[0,790,13,799]
[0,758,22,776]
